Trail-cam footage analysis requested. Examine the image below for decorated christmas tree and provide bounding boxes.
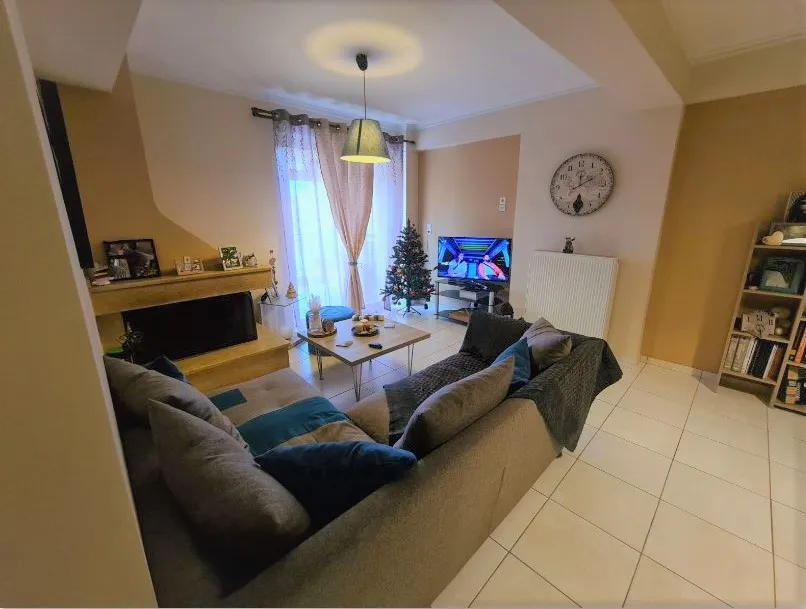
[381,219,435,313]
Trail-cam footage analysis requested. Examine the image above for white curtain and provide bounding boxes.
[273,115,405,312]
[273,118,350,307]
[358,142,405,309]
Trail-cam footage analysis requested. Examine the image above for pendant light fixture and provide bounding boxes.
[341,53,390,164]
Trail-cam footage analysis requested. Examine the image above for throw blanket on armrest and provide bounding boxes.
[511,334,622,451]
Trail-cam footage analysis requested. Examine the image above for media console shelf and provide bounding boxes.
[434,279,508,325]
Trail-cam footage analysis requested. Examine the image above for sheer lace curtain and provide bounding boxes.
[273,114,405,312]
[273,116,350,307]
[359,141,405,309]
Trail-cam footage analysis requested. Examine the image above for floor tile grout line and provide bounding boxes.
[491,543,582,608]
[465,539,508,608]
[618,369,691,607]
[571,449,777,554]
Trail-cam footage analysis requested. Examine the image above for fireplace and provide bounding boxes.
[122,291,257,364]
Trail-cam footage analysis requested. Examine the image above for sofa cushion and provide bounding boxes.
[147,400,310,560]
[236,396,373,456]
[339,392,391,444]
[460,310,531,364]
[394,357,515,458]
[493,336,531,390]
[523,318,572,372]
[104,356,246,447]
[255,441,416,527]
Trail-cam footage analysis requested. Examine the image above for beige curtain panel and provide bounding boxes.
[315,120,374,311]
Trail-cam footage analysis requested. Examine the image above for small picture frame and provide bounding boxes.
[219,245,243,271]
[175,256,206,275]
[104,239,160,281]
[760,257,805,295]
[784,190,806,223]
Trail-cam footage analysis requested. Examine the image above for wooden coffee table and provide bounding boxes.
[297,319,430,400]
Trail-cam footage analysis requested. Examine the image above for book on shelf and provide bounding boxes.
[725,337,783,380]
[769,346,785,379]
[731,336,750,371]
[792,320,806,360]
[796,320,806,364]
[781,367,806,405]
[725,336,739,370]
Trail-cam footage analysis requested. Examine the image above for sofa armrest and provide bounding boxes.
[336,392,390,444]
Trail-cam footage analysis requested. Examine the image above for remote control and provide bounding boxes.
[368,343,383,350]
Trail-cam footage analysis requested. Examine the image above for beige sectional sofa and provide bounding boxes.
[120,367,559,607]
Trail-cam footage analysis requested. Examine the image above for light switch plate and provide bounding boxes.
[426,223,432,234]
[499,197,507,212]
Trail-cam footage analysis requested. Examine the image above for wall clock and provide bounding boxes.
[550,153,615,216]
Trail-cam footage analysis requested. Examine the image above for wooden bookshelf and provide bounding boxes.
[717,231,806,413]
[730,330,790,345]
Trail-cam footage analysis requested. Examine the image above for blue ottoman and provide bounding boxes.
[306,305,354,356]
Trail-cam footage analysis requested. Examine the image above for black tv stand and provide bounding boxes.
[434,279,508,325]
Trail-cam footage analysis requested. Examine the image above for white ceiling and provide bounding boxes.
[662,0,806,64]
[126,0,595,129]
[17,0,143,90]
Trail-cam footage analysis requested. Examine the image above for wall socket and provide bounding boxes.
[425,223,432,235]
[499,197,507,212]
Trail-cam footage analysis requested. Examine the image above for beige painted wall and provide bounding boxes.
[420,88,682,363]
[60,61,219,271]
[643,85,806,372]
[418,135,520,257]
[130,73,284,274]
[0,0,155,604]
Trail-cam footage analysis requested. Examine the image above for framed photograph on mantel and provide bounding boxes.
[219,245,243,271]
[104,239,160,281]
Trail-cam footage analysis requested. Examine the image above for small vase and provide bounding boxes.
[309,311,323,334]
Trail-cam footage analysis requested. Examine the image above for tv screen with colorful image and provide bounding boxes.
[436,236,512,282]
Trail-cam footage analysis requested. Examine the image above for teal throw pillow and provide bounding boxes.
[493,336,531,390]
[255,441,416,527]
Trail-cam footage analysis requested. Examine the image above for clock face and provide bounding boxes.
[550,153,615,216]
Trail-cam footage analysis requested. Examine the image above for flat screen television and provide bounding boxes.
[436,236,512,282]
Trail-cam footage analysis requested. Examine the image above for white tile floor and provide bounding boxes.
[292,311,806,606]
[431,359,806,607]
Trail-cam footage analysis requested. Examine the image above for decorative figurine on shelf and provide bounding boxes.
[563,237,575,254]
[267,249,280,299]
[286,282,298,299]
[243,253,258,268]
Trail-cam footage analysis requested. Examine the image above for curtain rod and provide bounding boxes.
[251,107,415,145]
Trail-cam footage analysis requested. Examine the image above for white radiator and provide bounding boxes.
[524,251,618,339]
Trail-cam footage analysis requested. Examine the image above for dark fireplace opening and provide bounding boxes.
[123,291,257,364]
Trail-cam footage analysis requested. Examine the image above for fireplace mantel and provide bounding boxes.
[89,266,271,316]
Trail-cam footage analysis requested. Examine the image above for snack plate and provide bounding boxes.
[351,325,380,337]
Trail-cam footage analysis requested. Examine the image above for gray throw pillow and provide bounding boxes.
[522,318,572,372]
[147,400,310,559]
[104,356,247,448]
[394,357,514,458]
